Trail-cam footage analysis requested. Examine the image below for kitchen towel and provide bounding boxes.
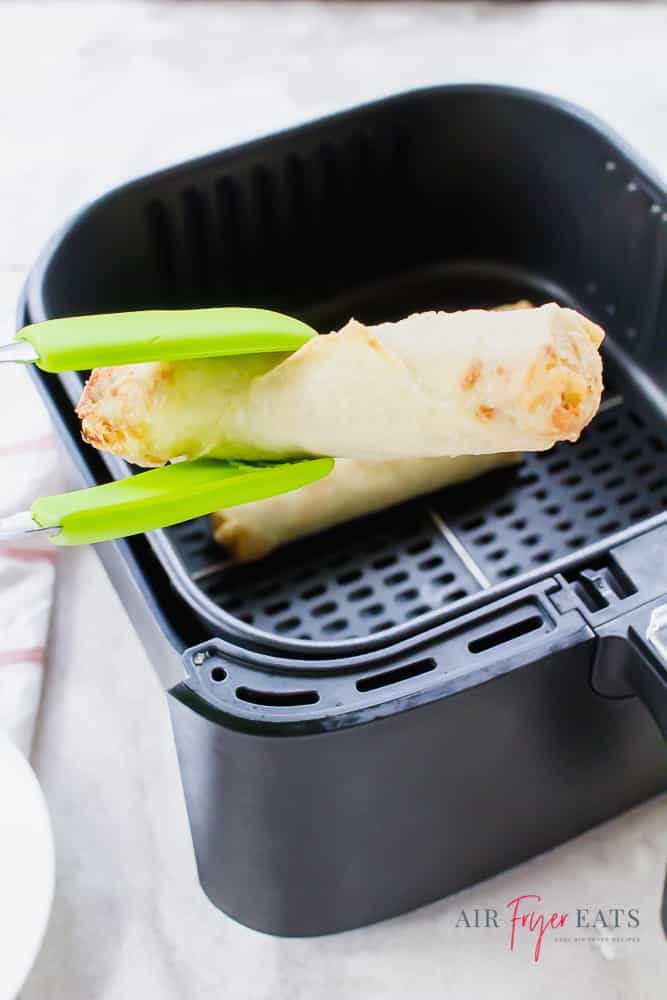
[0,272,61,757]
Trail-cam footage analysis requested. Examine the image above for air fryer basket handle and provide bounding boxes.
[593,600,667,939]
[593,601,667,742]
[627,648,667,740]
[628,607,667,741]
[620,612,667,940]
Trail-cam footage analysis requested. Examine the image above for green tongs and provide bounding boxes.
[0,307,334,545]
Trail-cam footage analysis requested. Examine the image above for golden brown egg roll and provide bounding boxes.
[76,302,604,467]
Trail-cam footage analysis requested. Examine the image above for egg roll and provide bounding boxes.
[76,303,604,467]
[211,453,518,562]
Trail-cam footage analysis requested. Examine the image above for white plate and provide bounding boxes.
[0,730,54,1000]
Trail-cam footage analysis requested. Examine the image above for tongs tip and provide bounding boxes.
[0,510,60,541]
[0,339,40,364]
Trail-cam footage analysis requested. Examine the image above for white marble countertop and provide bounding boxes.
[2,2,666,997]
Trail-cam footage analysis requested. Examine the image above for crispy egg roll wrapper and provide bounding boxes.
[211,453,518,562]
[212,301,526,561]
[76,302,604,466]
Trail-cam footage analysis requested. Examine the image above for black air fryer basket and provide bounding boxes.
[21,86,667,935]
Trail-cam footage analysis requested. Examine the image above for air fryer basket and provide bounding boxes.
[22,85,667,937]
[25,85,667,657]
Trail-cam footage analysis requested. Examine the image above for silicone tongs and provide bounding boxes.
[0,308,334,545]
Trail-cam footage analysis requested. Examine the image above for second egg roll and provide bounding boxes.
[211,453,518,562]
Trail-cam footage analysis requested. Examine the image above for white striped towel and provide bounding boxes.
[0,273,61,757]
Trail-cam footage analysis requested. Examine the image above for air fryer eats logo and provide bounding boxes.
[455,894,640,963]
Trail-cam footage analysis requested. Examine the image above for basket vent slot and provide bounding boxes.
[180,186,215,300]
[356,658,436,693]
[249,163,277,295]
[468,615,543,654]
[146,198,177,302]
[236,686,319,707]
[215,175,247,297]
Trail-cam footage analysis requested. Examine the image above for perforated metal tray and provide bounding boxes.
[150,390,667,651]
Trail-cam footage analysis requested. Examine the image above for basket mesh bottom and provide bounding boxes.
[437,402,667,582]
[166,400,667,641]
